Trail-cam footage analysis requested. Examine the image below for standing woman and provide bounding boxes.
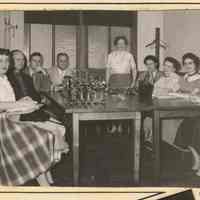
[106,36,137,134]
[106,36,137,90]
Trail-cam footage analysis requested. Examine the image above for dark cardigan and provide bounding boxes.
[7,70,49,121]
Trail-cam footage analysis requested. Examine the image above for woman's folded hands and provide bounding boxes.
[7,96,42,114]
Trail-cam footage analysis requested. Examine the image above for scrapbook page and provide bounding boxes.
[0,1,199,199]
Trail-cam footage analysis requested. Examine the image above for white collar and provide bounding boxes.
[184,73,200,82]
[0,75,8,81]
[28,67,35,77]
[57,66,70,76]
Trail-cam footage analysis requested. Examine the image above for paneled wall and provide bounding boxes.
[10,11,24,51]
[88,26,108,69]
[55,25,77,69]
[164,10,200,71]
[0,11,24,50]
[110,26,131,52]
[24,11,137,70]
[137,11,164,71]
[30,24,52,68]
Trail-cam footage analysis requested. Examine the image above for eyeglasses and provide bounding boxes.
[184,61,194,65]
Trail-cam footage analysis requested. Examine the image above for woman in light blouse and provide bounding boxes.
[143,57,181,142]
[106,36,137,134]
[152,57,181,97]
[106,36,137,90]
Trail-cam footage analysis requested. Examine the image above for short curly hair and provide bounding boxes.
[144,55,159,69]
[113,36,128,46]
[164,57,181,73]
[30,52,43,63]
[182,52,200,72]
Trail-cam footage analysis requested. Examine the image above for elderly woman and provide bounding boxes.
[106,36,137,90]
[6,49,69,184]
[106,36,137,134]
[174,53,200,175]
[0,48,55,186]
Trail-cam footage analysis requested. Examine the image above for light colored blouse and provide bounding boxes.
[179,73,200,95]
[152,72,180,97]
[106,50,136,83]
[0,76,16,102]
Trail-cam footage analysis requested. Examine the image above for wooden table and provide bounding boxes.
[44,91,200,186]
[47,92,153,186]
[152,98,200,184]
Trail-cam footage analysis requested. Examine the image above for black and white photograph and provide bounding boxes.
[1,6,200,197]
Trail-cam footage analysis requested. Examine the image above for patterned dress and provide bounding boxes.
[0,76,54,186]
[0,114,53,186]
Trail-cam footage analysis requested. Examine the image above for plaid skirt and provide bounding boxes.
[0,114,53,186]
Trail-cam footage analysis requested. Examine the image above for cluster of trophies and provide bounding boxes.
[60,69,107,107]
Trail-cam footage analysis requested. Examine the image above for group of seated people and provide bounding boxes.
[0,49,71,186]
[138,53,200,177]
[1,33,200,186]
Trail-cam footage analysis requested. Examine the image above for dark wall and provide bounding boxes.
[24,11,137,27]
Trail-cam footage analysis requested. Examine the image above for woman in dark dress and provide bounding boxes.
[7,49,47,122]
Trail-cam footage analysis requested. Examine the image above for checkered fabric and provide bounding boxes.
[0,114,54,186]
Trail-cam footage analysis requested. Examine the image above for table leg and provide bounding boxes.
[133,112,141,184]
[73,113,79,186]
[153,110,161,185]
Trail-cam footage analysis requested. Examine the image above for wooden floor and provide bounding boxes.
[23,122,200,187]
